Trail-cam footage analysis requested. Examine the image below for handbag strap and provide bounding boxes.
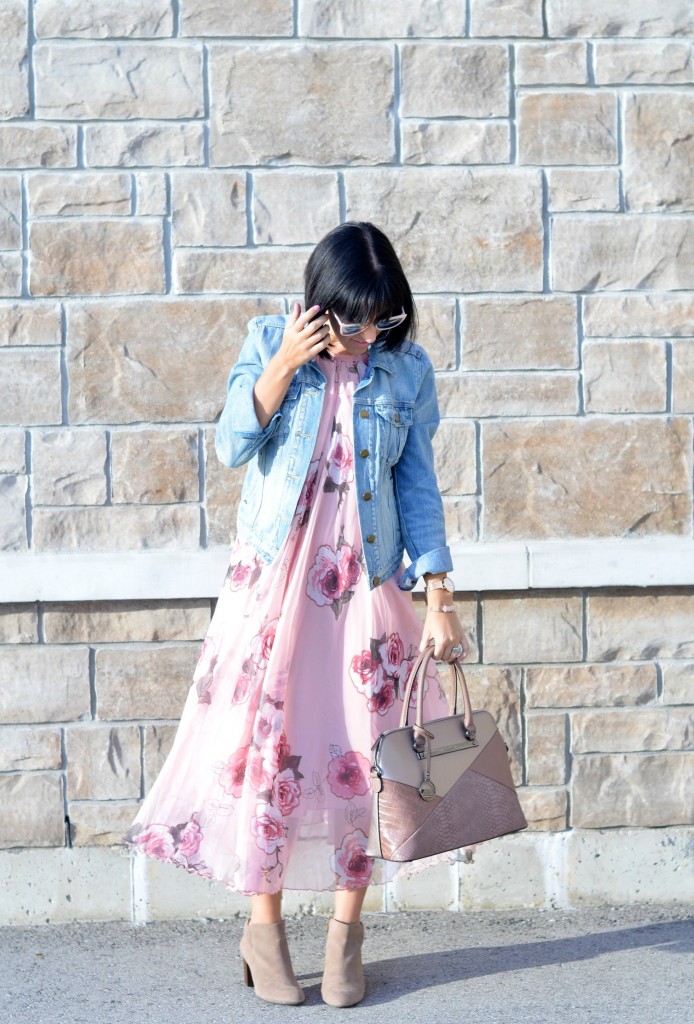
[399,646,476,743]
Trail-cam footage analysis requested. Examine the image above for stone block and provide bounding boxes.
[209,43,394,166]
[583,293,694,338]
[586,591,694,662]
[0,176,21,249]
[571,752,694,827]
[0,774,65,848]
[595,41,693,85]
[181,0,293,35]
[457,665,522,782]
[414,296,456,371]
[85,124,205,168]
[32,428,108,506]
[583,339,666,413]
[518,91,617,165]
[66,297,281,423]
[30,219,164,297]
[0,474,27,551]
[253,171,339,244]
[459,833,548,909]
[27,172,132,217]
[0,1,29,118]
[470,0,543,36]
[390,856,457,911]
[482,418,692,540]
[546,168,620,213]
[432,420,476,496]
[673,341,694,413]
[525,663,657,708]
[436,371,578,419]
[0,429,25,472]
[68,801,142,847]
[571,707,693,754]
[143,724,179,790]
[461,296,577,370]
[130,848,247,922]
[299,0,466,37]
[518,787,568,831]
[172,171,246,247]
[174,247,310,294]
[110,428,199,504]
[401,44,509,118]
[526,713,568,785]
[134,172,168,215]
[483,592,583,665]
[0,301,62,346]
[661,662,693,704]
[66,723,141,800]
[546,1,694,37]
[34,42,203,120]
[401,120,510,165]
[32,506,201,552]
[34,0,174,37]
[203,426,243,546]
[0,644,90,724]
[515,41,587,85]
[0,726,62,771]
[43,601,211,644]
[0,254,21,296]
[345,168,543,292]
[624,94,694,213]
[0,348,62,425]
[443,496,477,543]
[0,124,77,169]
[95,644,199,720]
[0,604,37,643]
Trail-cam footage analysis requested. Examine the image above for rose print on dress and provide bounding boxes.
[306,533,363,620]
[224,552,263,592]
[295,458,320,528]
[124,813,212,876]
[323,419,354,509]
[331,828,374,889]
[193,636,219,704]
[349,631,420,715]
[327,748,370,800]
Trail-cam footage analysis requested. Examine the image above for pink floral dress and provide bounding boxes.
[121,349,451,895]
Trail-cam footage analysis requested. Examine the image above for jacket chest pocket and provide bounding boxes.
[374,403,413,466]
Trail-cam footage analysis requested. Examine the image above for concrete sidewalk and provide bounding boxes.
[2,903,692,1024]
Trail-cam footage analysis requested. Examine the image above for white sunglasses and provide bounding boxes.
[331,308,408,337]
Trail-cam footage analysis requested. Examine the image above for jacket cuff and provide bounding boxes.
[397,546,454,591]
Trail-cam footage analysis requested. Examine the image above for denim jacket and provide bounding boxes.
[214,315,453,591]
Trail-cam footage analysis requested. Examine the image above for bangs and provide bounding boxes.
[330,273,404,325]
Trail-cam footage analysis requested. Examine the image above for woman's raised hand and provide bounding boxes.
[278,303,331,373]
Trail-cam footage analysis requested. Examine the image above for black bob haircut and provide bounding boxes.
[304,221,418,349]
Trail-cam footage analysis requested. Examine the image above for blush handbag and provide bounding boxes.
[365,645,528,862]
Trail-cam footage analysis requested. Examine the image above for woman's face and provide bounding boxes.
[324,310,380,357]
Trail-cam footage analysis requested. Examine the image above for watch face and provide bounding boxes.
[443,577,455,593]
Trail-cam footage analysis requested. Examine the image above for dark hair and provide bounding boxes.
[304,222,417,349]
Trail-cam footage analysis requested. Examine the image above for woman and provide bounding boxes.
[122,222,468,1007]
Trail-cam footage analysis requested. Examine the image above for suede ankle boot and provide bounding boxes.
[321,917,365,1007]
[240,919,305,1005]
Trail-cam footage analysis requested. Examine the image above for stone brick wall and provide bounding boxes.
[1,2,693,921]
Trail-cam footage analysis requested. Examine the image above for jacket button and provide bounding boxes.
[363,491,372,501]
[367,534,376,543]
[360,449,369,458]
[394,412,400,423]
[373,576,381,585]
[359,409,369,418]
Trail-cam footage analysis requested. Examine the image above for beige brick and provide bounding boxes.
[0,349,62,425]
[0,301,62,346]
[0,124,77,169]
[85,124,205,168]
[0,254,21,296]
[0,645,90,724]
[110,428,199,504]
[300,0,466,37]
[95,645,199,720]
[68,801,142,847]
[66,724,141,800]
[583,339,666,413]
[181,0,292,35]
[34,42,203,120]
[402,121,510,166]
[432,421,477,496]
[625,94,694,213]
[483,592,583,665]
[346,168,543,292]
[525,663,657,708]
[32,506,201,552]
[203,426,242,546]
[253,171,339,245]
[66,297,282,424]
[482,418,692,540]
[0,474,27,551]
[0,725,62,771]
[143,724,179,790]
[209,44,394,166]
[413,296,456,371]
[470,0,543,37]
[0,1,29,118]
[527,713,568,785]
[518,91,617,165]
[43,601,210,644]
[0,176,21,249]
[0,604,37,643]
[673,341,694,413]
[34,0,174,37]
[587,591,694,662]
[0,774,65,848]
[515,41,587,85]
[30,219,164,297]
[546,1,694,38]
[595,41,693,85]
[457,665,522,783]
[547,168,620,213]
[571,752,694,827]
[443,496,477,543]
[172,171,246,247]
[174,247,310,294]
[571,707,693,754]
[583,293,694,338]
[461,296,577,370]
[32,429,107,506]
[401,44,509,118]
[661,662,693,705]
[518,787,568,831]
[134,173,168,216]
[436,371,578,418]
[27,172,132,217]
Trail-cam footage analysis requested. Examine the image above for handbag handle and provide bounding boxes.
[399,645,476,743]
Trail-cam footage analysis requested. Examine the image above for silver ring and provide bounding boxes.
[451,643,464,656]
